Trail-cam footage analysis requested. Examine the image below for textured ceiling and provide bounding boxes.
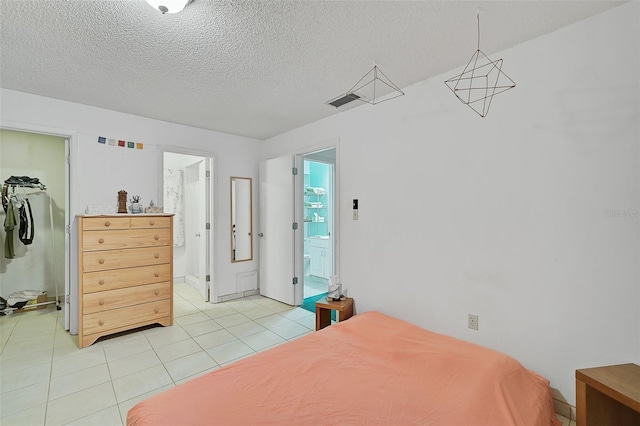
[0,0,625,140]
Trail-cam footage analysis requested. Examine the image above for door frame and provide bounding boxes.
[158,146,217,302]
[0,119,78,332]
[294,140,340,306]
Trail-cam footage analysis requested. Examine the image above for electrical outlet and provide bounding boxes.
[468,314,478,330]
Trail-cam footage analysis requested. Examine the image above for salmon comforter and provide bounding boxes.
[127,311,560,425]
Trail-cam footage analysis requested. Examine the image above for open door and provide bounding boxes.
[259,155,296,305]
[197,159,210,300]
[164,151,212,302]
[184,159,209,301]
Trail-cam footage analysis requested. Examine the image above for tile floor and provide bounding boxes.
[0,283,573,425]
[303,275,329,298]
[0,283,315,426]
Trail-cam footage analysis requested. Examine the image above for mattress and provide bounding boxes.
[127,311,560,425]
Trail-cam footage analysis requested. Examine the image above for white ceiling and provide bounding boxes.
[0,0,625,140]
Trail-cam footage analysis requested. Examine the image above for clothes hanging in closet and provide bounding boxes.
[3,201,17,259]
[19,199,34,245]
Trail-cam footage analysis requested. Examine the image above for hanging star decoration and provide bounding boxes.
[445,13,515,117]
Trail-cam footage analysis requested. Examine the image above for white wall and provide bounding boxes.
[0,89,262,326]
[0,130,66,300]
[261,2,639,405]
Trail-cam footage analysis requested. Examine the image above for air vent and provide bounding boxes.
[327,93,360,108]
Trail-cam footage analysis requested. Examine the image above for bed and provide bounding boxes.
[127,311,560,425]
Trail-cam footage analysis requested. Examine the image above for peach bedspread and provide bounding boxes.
[128,311,560,425]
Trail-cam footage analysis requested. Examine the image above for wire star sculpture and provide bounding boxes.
[445,13,516,117]
[348,65,405,105]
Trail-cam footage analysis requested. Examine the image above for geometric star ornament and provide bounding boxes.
[327,65,404,108]
[445,13,515,117]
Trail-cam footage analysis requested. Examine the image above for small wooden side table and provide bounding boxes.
[315,297,354,331]
[576,363,640,426]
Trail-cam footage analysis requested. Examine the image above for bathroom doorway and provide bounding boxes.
[301,148,336,304]
[162,151,213,302]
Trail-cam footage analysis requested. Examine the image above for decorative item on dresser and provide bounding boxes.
[77,214,174,348]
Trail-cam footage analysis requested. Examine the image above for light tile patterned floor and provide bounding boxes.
[0,283,314,426]
[0,283,572,425]
[303,276,328,298]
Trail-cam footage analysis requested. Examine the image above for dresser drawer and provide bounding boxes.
[83,282,171,314]
[82,228,171,251]
[131,216,171,229]
[82,299,170,335]
[82,246,172,272]
[82,217,130,231]
[82,264,171,293]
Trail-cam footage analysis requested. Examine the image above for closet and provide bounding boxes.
[1,177,61,311]
[1,129,67,316]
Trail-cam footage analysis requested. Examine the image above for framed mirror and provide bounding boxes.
[230,177,253,262]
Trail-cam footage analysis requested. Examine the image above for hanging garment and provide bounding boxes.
[4,176,40,186]
[19,198,34,245]
[4,202,17,259]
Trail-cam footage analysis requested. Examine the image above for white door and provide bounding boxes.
[197,159,209,300]
[166,152,211,302]
[259,155,296,305]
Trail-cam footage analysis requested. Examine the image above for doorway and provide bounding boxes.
[258,146,337,308]
[162,151,213,302]
[301,148,336,306]
[0,128,70,326]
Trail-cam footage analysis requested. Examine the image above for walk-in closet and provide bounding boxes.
[0,129,67,319]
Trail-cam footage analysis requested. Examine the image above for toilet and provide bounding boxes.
[304,254,311,277]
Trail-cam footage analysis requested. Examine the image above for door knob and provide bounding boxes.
[195,233,201,237]
[258,233,264,237]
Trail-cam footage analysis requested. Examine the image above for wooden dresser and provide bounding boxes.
[78,214,174,348]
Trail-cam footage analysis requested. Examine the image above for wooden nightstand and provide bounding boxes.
[315,297,354,331]
[576,363,640,426]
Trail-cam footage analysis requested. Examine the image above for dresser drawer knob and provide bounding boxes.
[104,221,110,227]
[98,320,105,326]
[154,290,160,296]
[154,272,160,277]
[99,300,105,306]
[99,279,105,285]
[154,235,159,241]
[149,220,155,226]
[154,308,160,314]
[154,254,160,259]
[98,259,105,264]
[98,238,104,244]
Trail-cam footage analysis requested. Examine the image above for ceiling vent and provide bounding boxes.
[327,93,361,108]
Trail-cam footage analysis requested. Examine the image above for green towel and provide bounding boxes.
[4,204,16,259]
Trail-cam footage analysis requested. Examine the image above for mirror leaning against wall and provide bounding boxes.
[230,177,253,262]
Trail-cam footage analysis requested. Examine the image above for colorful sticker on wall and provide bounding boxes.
[98,136,144,149]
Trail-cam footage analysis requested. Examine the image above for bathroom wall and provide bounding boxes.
[305,160,332,236]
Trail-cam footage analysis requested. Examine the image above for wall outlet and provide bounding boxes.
[353,210,358,220]
[468,314,478,330]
